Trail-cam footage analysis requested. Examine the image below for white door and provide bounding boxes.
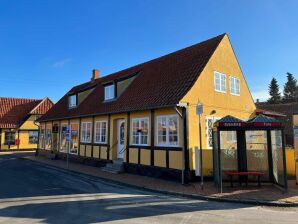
[117,119,125,159]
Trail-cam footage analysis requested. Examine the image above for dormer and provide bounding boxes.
[68,94,77,108]
[104,83,115,101]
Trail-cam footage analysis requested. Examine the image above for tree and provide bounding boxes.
[267,78,281,104]
[283,72,297,102]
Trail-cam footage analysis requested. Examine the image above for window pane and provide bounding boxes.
[157,117,167,145]
[169,116,178,145]
[29,131,39,144]
[70,124,79,154]
[104,85,115,100]
[60,125,67,152]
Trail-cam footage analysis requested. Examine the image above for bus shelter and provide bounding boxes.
[213,114,287,191]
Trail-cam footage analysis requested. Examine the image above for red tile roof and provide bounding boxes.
[40,34,226,121]
[0,97,54,128]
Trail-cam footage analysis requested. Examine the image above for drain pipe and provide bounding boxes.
[175,103,189,185]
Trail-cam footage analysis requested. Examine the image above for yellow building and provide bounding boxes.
[38,33,257,181]
[0,97,53,150]
[294,109,298,182]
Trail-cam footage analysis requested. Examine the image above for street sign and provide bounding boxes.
[196,103,203,115]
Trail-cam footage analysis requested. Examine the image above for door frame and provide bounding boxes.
[117,119,125,160]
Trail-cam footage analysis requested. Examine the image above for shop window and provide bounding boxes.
[29,131,39,144]
[4,132,15,145]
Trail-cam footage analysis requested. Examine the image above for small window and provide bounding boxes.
[157,115,179,146]
[104,84,115,100]
[94,121,107,144]
[4,132,15,145]
[29,131,39,144]
[230,76,240,95]
[69,94,77,108]
[214,71,226,93]
[81,122,92,143]
[132,118,149,145]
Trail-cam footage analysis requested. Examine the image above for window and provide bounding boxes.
[4,132,15,145]
[206,116,220,149]
[230,76,240,95]
[69,94,77,108]
[70,123,79,154]
[104,84,115,100]
[29,131,39,144]
[45,124,52,149]
[60,124,68,152]
[81,122,92,143]
[214,71,226,93]
[39,125,45,149]
[132,118,149,145]
[94,121,107,144]
[157,115,179,146]
[227,131,237,143]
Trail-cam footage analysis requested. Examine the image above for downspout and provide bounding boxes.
[175,103,189,184]
[34,116,41,156]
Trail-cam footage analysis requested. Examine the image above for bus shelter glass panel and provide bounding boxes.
[271,130,285,186]
[220,131,238,180]
[246,130,269,180]
[212,130,220,187]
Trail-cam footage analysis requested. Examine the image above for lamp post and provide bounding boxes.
[196,103,204,189]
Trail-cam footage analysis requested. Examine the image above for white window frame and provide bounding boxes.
[68,94,77,108]
[230,76,240,96]
[206,116,221,149]
[80,122,92,143]
[94,120,108,144]
[104,84,115,101]
[131,117,149,146]
[214,71,226,93]
[156,114,179,147]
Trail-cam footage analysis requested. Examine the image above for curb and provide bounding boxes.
[21,157,298,207]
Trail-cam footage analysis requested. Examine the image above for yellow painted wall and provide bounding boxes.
[140,149,151,165]
[93,145,100,158]
[154,150,166,168]
[1,115,39,150]
[286,148,295,177]
[129,147,138,164]
[181,34,256,174]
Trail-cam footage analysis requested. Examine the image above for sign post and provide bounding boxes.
[196,103,204,189]
[66,125,71,169]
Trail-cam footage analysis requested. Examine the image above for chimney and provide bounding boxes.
[91,69,100,81]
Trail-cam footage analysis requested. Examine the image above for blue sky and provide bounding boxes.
[0,0,297,102]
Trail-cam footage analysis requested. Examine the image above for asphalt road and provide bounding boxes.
[0,152,297,224]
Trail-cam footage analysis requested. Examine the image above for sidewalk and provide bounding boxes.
[24,155,298,206]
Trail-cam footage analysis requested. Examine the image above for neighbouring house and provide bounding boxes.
[0,97,54,150]
[256,102,298,147]
[38,33,257,181]
[293,105,298,181]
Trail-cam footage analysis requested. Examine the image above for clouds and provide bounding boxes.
[251,89,269,102]
[52,58,72,68]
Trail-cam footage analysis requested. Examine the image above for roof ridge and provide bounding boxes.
[0,96,42,101]
[70,33,226,90]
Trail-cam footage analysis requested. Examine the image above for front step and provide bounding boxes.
[101,160,124,174]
